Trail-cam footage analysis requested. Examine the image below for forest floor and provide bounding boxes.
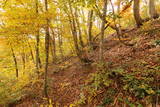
[13,19,160,107]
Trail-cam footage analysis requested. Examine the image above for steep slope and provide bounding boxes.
[13,19,160,107]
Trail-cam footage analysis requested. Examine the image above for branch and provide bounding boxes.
[92,0,134,41]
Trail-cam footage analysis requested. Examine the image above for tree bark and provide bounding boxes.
[117,0,121,24]
[87,10,93,49]
[35,0,41,73]
[36,31,42,70]
[133,0,143,27]
[117,0,121,13]
[81,9,88,39]
[49,36,54,62]
[50,29,56,63]
[75,8,84,48]
[149,0,159,19]
[99,0,107,62]
[58,30,63,59]
[10,45,19,78]
[27,39,35,64]
[68,1,81,57]
[44,0,50,98]
[21,49,25,69]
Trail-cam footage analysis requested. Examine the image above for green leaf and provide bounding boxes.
[156,90,160,94]
[137,104,143,107]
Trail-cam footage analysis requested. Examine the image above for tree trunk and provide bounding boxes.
[44,0,50,98]
[81,9,88,39]
[99,0,107,62]
[27,40,35,64]
[36,32,42,70]
[149,0,159,19]
[117,0,121,13]
[87,10,93,49]
[35,0,41,73]
[10,46,19,78]
[117,0,121,24]
[68,1,81,57]
[50,29,56,63]
[49,36,54,62]
[21,51,25,69]
[58,31,63,59]
[75,8,84,48]
[133,0,142,27]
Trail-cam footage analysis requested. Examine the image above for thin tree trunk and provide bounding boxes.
[133,0,143,27]
[44,0,50,98]
[36,31,42,70]
[49,36,54,62]
[117,0,121,13]
[49,35,56,63]
[87,10,93,49]
[149,0,159,19]
[27,39,35,64]
[58,31,63,59]
[75,8,84,48]
[59,26,64,58]
[10,45,19,78]
[93,0,134,42]
[81,9,88,39]
[50,29,56,63]
[110,0,134,47]
[68,1,81,57]
[35,0,41,73]
[99,0,107,62]
[117,0,121,24]
[21,51,25,69]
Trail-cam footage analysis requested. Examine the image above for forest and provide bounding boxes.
[0,0,160,106]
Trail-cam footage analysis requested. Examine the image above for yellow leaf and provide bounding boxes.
[40,105,44,107]
[69,104,76,107]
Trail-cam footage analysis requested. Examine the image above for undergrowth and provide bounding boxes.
[75,62,160,106]
[0,67,40,106]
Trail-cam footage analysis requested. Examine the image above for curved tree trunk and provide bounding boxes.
[149,0,159,19]
[133,0,142,27]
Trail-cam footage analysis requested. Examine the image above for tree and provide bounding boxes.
[133,0,143,27]
[75,8,84,48]
[10,44,19,78]
[50,29,57,63]
[87,10,94,49]
[99,0,107,62]
[57,27,64,59]
[68,0,81,59]
[44,0,50,98]
[35,0,41,73]
[149,0,159,19]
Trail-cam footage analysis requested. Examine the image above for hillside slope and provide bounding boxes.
[14,19,160,107]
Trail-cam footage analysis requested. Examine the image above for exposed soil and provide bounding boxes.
[13,19,160,107]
